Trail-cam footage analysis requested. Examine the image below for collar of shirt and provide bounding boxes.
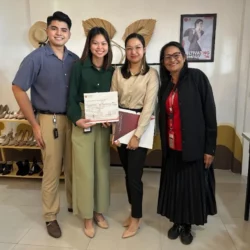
[82,56,114,73]
[44,43,74,60]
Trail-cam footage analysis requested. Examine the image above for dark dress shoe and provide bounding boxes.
[180,224,193,245]
[29,160,41,175]
[2,162,13,175]
[21,159,30,176]
[16,161,24,175]
[168,223,182,239]
[68,208,73,213]
[0,162,6,174]
[46,220,61,238]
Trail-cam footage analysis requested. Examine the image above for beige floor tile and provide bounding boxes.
[13,245,75,250]
[19,221,90,249]
[225,218,250,250]
[0,243,16,250]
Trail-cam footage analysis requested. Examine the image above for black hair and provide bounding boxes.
[121,33,150,79]
[194,19,203,27]
[80,27,113,70]
[159,41,188,84]
[47,11,72,30]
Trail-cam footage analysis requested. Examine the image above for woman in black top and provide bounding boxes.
[157,41,217,245]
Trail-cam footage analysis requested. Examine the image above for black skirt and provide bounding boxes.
[157,149,217,225]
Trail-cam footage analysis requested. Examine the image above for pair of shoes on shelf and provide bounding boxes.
[4,130,37,147]
[16,160,30,176]
[0,105,9,119]
[0,105,25,120]
[28,158,41,175]
[1,130,14,146]
[0,161,13,175]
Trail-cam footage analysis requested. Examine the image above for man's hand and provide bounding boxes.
[32,123,45,149]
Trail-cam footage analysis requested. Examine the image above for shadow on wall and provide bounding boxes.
[110,124,243,173]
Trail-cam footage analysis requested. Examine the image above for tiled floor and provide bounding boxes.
[0,168,249,250]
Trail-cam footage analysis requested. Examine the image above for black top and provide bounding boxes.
[158,67,217,162]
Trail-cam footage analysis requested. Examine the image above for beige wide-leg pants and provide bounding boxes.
[72,120,110,219]
[38,114,72,222]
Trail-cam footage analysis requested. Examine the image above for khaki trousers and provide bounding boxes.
[72,123,110,219]
[38,114,72,222]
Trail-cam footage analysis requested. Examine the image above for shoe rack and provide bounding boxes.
[0,105,64,179]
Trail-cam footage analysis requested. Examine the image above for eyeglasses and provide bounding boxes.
[125,46,143,52]
[164,52,182,61]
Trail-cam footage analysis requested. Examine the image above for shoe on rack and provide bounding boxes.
[9,130,22,146]
[22,159,30,176]
[16,110,25,119]
[0,134,7,144]
[19,130,30,146]
[14,130,25,146]
[2,162,13,175]
[0,105,3,114]
[1,130,14,146]
[0,162,6,174]
[0,105,9,119]
[168,223,182,240]
[46,220,62,238]
[29,158,41,175]
[180,224,193,245]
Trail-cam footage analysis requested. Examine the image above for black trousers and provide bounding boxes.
[117,144,148,218]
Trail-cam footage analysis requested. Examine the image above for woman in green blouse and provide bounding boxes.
[67,27,114,238]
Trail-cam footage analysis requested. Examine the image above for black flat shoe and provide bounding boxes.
[168,223,182,240]
[180,224,193,245]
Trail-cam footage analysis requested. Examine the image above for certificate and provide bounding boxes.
[84,91,119,123]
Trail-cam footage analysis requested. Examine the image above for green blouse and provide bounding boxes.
[67,57,114,124]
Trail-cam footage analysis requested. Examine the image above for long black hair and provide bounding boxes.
[159,41,188,84]
[121,33,150,79]
[80,27,113,70]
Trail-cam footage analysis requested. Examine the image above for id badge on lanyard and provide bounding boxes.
[168,89,176,149]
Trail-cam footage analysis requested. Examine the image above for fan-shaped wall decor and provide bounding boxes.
[82,18,116,39]
[122,19,156,46]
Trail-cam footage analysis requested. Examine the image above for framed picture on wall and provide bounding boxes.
[180,13,217,62]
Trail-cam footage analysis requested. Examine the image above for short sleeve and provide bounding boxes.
[12,55,39,91]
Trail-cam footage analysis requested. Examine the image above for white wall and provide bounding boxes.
[0,0,250,174]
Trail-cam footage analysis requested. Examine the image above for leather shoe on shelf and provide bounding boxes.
[19,130,30,146]
[46,220,62,238]
[2,162,13,175]
[0,162,6,174]
[0,134,7,144]
[14,130,25,146]
[16,161,24,176]
[16,110,25,119]
[1,130,14,146]
[29,158,41,175]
